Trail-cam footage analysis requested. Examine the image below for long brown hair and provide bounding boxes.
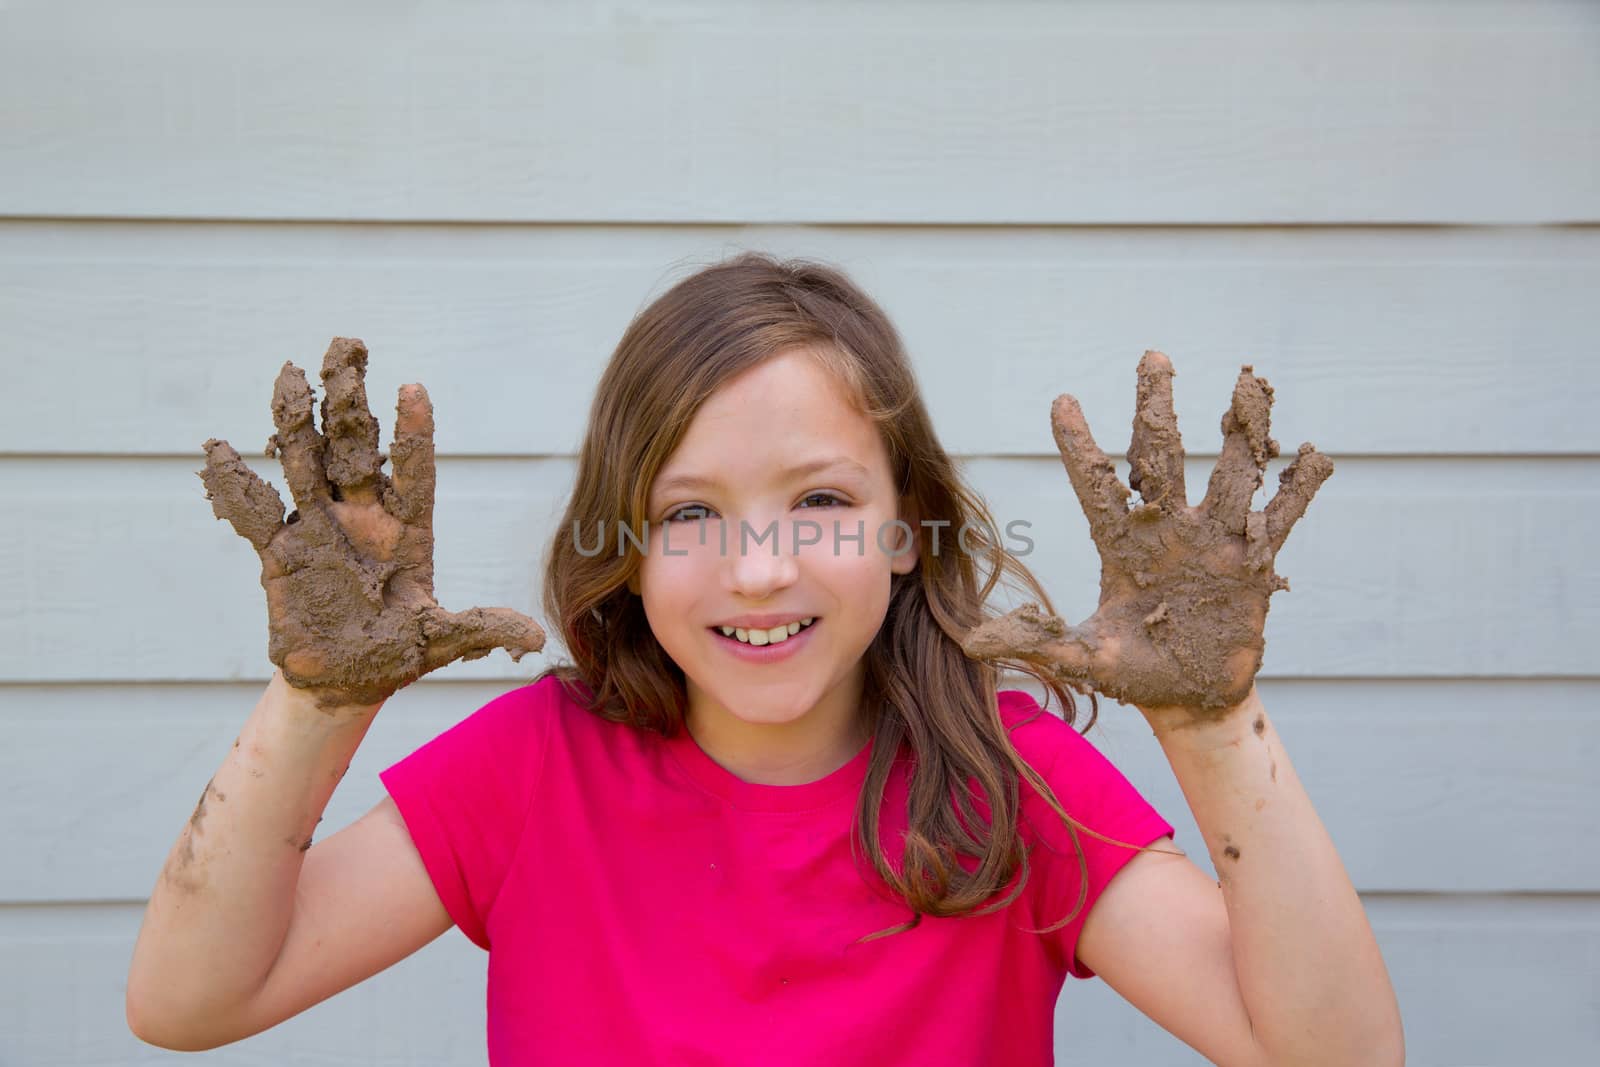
[537,250,1162,940]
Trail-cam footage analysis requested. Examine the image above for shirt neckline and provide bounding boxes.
[663,721,874,812]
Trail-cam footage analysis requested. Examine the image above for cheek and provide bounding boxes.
[638,539,721,610]
[807,546,896,615]
[637,573,697,659]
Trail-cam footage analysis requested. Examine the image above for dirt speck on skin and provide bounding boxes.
[163,844,206,895]
[166,781,220,895]
[289,815,326,853]
[188,777,217,830]
[961,352,1334,720]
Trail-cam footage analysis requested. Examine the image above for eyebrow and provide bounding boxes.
[651,457,872,498]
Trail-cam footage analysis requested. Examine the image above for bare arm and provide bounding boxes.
[1136,687,1402,1064]
[966,351,1402,1063]
[128,338,544,1048]
[125,671,383,1046]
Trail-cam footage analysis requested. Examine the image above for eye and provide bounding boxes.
[664,504,714,523]
[798,492,847,509]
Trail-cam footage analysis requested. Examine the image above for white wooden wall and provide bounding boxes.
[2,1,1597,1064]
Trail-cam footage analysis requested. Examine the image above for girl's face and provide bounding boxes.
[635,348,919,746]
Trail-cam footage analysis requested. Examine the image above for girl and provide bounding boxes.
[129,252,1403,1065]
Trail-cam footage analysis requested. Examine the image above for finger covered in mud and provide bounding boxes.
[1126,350,1188,511]
[1050,392,1131,546]
[317,337,388,506]
[384,382,436,525]
[267,360,334,512]
[199,438,286,551]
[1200,365,1280,535]
[1264,441,1335,554]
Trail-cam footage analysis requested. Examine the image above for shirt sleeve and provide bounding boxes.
[1002,690,1177,980]
[378,680,554,950]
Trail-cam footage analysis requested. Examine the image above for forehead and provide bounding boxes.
[650,350,888,496]
[651,455,874,498]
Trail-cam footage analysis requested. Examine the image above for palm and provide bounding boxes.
[199,338,544,709]
[962,351,1332,718]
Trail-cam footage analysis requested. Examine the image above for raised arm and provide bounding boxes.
[126,338,543,1048]
[125,673,440,1048]
[964,351,1403,1065]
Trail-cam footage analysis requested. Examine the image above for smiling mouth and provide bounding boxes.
[708,617,819,646]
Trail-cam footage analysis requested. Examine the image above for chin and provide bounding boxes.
[708,687,819,727]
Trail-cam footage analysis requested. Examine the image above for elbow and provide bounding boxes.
[1360,1000,1407,1067]
[1247,1013,1405,1067]
[126,1003,195,1053]
[125,999,180,1052]
[1292,1030,1408,1062]
[1346,1035,1405,1067]
[1256,987,1406,1067]
[125,988,228,1053]
[127,1019,225,1054]
[1373,1028,1407,1067]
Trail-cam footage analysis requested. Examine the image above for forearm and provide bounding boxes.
[1142,686,1404,1067]
[126,669,382,1042]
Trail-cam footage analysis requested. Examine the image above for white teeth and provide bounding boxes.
[717,618,816,645]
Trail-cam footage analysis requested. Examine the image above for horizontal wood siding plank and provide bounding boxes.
[6,893,1595,1065]
[0,455,1592,681]
[4,223,1596,455]
[3,678,1594,901]
[2,3,1596,222]
[1,901,487,1066]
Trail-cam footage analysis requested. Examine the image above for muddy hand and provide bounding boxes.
[197,337,545,710]
[961,350,1332,720]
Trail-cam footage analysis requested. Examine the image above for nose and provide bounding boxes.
[722,518,800,599]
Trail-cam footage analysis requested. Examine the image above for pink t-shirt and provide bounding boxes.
[380,676,1175,1066]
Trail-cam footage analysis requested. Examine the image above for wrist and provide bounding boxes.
[269,668,384,724]
[1137,682,1263,749]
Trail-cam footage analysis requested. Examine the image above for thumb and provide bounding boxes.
[419,606,547,674]
[961,603,1100,688]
